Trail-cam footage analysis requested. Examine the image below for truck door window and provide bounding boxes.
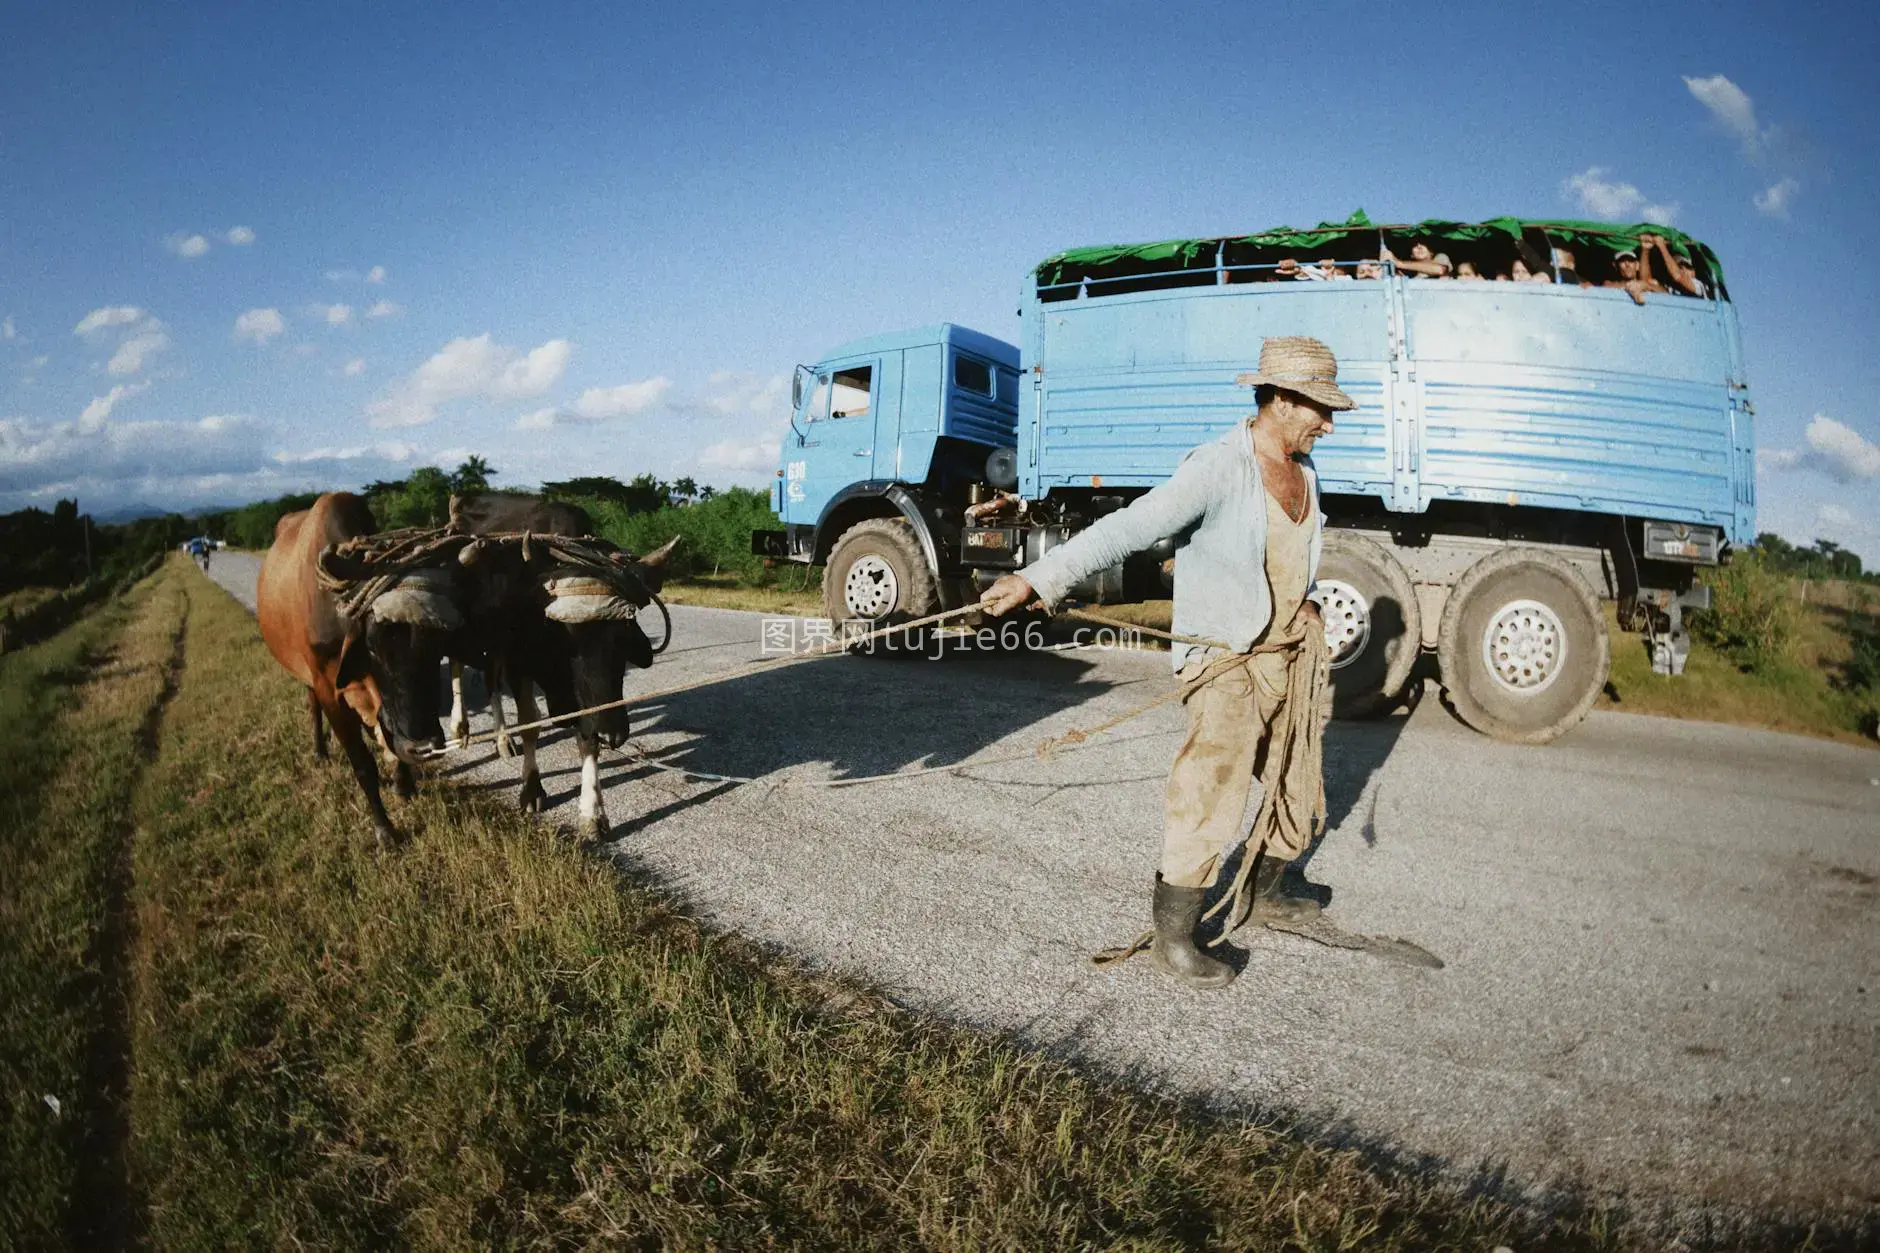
[954,354,993,396]
[805,372,831,422]
[831,365,872,419]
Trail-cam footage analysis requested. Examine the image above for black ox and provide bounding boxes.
[448,492,676,838]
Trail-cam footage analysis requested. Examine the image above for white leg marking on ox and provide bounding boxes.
[449,660,469,747]
[373,719,397,769]
[491,681,513,759]
[578,751,608,841]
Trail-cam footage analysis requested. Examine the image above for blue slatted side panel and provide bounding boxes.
[1417,367,1734,523]
[1027,284,1393,494]
[1404,283,1739,529]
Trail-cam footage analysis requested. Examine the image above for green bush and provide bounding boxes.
[562,487,783,582]
[1691,552,1799,672]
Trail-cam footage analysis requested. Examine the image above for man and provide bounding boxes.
[1386,240,1452,278]
[1305,257,1351,281]
[981,336,1354,990]
[1354,259,1384,280]
[1603,246,1663,305]
[1642,232,1707,297]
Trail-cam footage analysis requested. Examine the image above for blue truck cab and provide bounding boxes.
[754,216,1754,743]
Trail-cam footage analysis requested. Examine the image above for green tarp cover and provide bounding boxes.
[1035,212,1722,285]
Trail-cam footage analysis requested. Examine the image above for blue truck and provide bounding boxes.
[753,216,1755,742]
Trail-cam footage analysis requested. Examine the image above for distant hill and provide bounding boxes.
[88,501,173,524]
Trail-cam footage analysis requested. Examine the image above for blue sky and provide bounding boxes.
[3,0,1876,559]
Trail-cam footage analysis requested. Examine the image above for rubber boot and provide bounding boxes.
[1232,850,1323,930]
[1149,876,1237,989]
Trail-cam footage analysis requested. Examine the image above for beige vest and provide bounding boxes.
[1259,484,1312,645]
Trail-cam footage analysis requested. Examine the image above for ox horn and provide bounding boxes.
[628,535,680,596]
[636,536,681,570]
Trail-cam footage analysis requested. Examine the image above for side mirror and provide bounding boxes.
[790,364,813,443]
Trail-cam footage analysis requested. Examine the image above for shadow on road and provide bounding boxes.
[630,646,1125,782]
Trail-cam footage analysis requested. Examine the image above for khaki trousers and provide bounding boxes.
[1160,650,1308,888]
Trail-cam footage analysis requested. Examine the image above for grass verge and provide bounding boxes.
[658,569,822,616]
[110,565,1622,1248]
[0,568,180,1246]
[1602,605,1878,744]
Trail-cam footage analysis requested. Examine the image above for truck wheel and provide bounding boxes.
[1316,530,1421,719]
[823,517,939,649]
[1436,547,1609,744]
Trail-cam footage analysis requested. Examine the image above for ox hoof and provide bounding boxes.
[517,775,546,815]
[373,822,407,851]
[494,732,516,760]
[393,764,419,801]
[578,815,610,843]
[449,719,470,748]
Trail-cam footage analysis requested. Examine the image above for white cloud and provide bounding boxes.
[323,303,353,326]
[166,233,211,259]
[0,408,431,513]
[365,300,402,319]
[74,306,169,376]
[272,442,416,466]
[2,316,14,340]
[515,407,559,431]
[704,370,790,416]
[324,269,359,282]
[233,307,286,345]
[368,333,573,427]
[1753,177,1800,218]
[107,329,170,376]
[366,265,386,284]
[496,340,571,399]
[1758,416,1880,484]
[699,432,782,473]
[571,377,673,420]
[77,381,151,433]
[1561,168,1677,224]
[0,411,268,494]
[74,306,145,335]
[226,225,256,246]
[343,357,366,376]
[1683,74,1767,158]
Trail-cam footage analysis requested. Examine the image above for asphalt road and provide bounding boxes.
[204,551,1879,1231]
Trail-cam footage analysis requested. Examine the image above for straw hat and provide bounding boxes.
[1234,336,1356,411]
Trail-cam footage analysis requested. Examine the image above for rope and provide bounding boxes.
[437,602,983,752]
[1201,627,1331,943]
[1059,607,1228,651]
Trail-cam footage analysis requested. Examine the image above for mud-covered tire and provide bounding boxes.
[822,517,940,651]
[1437,547,1609,744]
[1315,530,1422,719]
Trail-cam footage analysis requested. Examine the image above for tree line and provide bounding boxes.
[0,456,777,597]
[1751,532,1871,583]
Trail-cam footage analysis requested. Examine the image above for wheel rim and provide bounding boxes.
[843,555,899,619]
[1481,598,1567,694]
[1315,579,1371,670]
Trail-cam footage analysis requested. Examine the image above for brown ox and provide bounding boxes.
[257,492,460,844]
